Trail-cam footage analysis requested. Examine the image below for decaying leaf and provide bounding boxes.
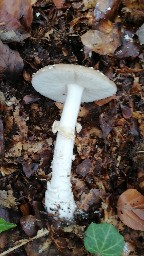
[117,189,144,231]
[115,29,140,59]
[83,0,96,10]
[79,189,103,211]
[81,21,121,56]
[0,190,17,209]
[99,112,115,139]
[0,41,24,80]
[122,0,144,23]
[0,0,33,42]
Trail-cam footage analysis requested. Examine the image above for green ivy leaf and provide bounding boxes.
[0,218,16,233]
[84,223,124,256]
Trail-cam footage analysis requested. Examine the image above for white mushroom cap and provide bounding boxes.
[32,64,117,103]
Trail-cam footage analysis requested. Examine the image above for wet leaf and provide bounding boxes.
[0,40,24,80]
[117,189,144,231]
[84,223,124,256]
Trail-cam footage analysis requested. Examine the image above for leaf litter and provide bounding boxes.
[0,0,144,255]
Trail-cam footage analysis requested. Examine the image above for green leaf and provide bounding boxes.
[0,218,16,233]
[84,223,124,256]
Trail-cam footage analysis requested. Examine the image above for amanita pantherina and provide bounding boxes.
[32,64,117,220]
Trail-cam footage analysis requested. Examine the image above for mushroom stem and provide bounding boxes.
[45,83,84,219]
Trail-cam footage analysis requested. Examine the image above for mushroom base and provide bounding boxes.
[45,181,76,219]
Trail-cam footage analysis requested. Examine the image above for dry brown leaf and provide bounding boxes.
[0,40,24,80]
[0,190,17,208]
[122,0,144,23]
[83,0,96,10]
[95,95,116,106]
[117,189,144,231]
[0,0,33,42]
[81,21,121,56]
[53,0,65,9]
[79,189,103,211]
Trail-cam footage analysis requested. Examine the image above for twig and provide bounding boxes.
[0,229,49,256]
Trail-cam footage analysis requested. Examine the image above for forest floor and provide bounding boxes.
[0,0,144,255]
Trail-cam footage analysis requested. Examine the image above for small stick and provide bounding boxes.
[0,229,49,256]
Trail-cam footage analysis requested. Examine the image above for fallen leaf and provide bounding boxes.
[81,21,121,56]
[0,190,17,209]
[23,95,40,104]
[20,215,37,237]
[79,189,103,211]
[0,0,33,42]
[95,95,116,106]
[120,104,133,119]
[53,0,65,9]
[122,0,144,23]
[136,23,144,45]
[76,158,92,177]
[99,113,115,139]
[83,0,96,10]
[0,40,24,80]
[94,0,121,21]
[115,29,140,59]
[117,189,144,231]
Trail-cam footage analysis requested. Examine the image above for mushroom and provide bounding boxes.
[32,64,117,220]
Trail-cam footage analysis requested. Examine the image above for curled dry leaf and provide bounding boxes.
[95,95,116,106]
[0,40,24,80]
[81,21,121,56]
[117,189,144,231]
[0,0,33,42]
